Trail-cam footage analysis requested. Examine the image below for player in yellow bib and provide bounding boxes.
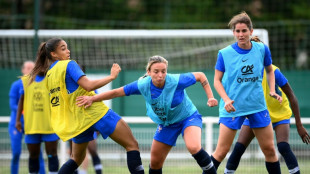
[16,73,59,173]
[224,37,310,174]
[28,38,144,174]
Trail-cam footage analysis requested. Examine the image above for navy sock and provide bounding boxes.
[225,142,246,173]
[29,157,40,173]
[192,148,216,174]
[210,155,221,170]
[48,155,59,172]
[91,154,102,174]
[265,161,281,174]
[127,150,144,174]
[149,166,162,174]
[58,159,79,174]
[277,142,300,174]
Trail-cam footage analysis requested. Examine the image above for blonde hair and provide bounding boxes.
[228,11,253,31]
[140,55,168,79]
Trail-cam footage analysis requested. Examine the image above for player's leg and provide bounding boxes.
[39,146,46,174]
[253,123,280,174]
[250,110,281,174]
[44,136,59,174]
[87,138,102,174]
[109,118,144,174]
[225,120,255,173]
[27,143,41,173]
[58,141,89,174]
[184,126,216,174]
[78,151,89,174]
[9,125,23,174]
[149,139,172,174]
[211,121,242,169]
[275,122,300,174]
[59,127,94,174]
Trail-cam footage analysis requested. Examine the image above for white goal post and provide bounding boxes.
[0,29,269,71]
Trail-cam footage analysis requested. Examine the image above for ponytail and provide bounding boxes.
[29,38,63,84]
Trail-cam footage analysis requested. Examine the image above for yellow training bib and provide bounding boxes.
[262,65,292,123]
[22,75,54,134]
[46,60,109,141]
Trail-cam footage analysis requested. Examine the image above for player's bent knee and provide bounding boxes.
[187,144,201,155]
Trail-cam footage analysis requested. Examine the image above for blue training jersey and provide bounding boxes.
[9,79,24,126]
[124,73,196,108]
[215,41,272,117]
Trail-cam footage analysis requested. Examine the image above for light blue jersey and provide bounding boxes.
[218,41,267,117]
[137,74,197,126]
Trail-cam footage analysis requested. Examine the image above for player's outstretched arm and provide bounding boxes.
[282,82,310,144]
[192,72,218,107]
[76,87,126,108]
[78,63,121,92]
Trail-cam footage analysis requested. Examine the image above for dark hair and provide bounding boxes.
[250,36,263,43]
[228,11,253,31]
[29,38,63,83]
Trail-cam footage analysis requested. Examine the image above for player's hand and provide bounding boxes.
[224,99,236,113]
[269,92,282,103]
[297,126,310,144]
[15,121,22,132]
[76,96,94,108]
[110,63,121,80]
[207,98,218,107]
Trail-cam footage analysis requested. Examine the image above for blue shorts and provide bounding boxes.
[219,109,270,130]
[72,109,121,144]
[243,118,290,128]
[154,111,202,146]
[272,119,290,127]
[25,133,59,144]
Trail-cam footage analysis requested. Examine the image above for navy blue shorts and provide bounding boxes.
[154,112,202,146]
[25,133,59,144]
[219,109,271,130]
[72,109,121,144]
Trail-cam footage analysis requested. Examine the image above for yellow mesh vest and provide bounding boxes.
[46,60,109,141]
[22,75,54,134]
[262,65,292,123]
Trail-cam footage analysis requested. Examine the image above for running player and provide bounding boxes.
[29,38,144,174]
[76,55,218,174]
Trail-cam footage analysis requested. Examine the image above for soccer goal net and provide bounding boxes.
[0,29,269,70]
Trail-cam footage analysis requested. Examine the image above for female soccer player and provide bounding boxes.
[29,38,144,174]
[9,61,46,174]
[212,12,282,173]
[76,55,218,174]
[224,37,310,174]
[15,69,59,173]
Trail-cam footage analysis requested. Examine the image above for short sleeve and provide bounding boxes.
[215,52,225,72]
[264,45,272,67]
[177,73,196,90]
[66,61,85,83]
[274,69,288,87]
[123,81,141,96]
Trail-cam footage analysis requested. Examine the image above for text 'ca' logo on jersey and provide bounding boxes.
[51,96,60,107]
[241,64,254,75]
